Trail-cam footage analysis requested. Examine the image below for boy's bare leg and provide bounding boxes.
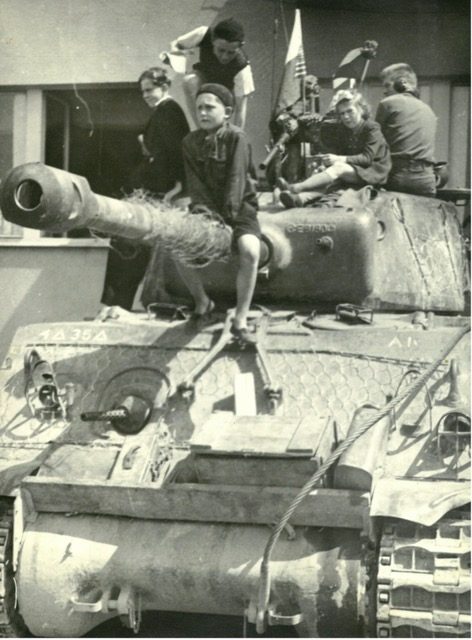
[175,262,212,314]
[182,74,201,128]
[292,163,358,193]
[233,234,260,330]
[292,171,333,192]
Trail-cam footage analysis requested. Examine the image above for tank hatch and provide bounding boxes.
[184,412,334,487]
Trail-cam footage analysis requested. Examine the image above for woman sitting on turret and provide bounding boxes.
[277,90,391,208]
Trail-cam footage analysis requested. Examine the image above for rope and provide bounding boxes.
[255,323,470,631]
[123,191,232,267]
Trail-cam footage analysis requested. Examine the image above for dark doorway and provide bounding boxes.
[45,86,148,199]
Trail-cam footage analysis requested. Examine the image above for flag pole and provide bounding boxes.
[270,13,279,114]
[359,59,371,88]
[360,40,378,89]
[301,76,306,114]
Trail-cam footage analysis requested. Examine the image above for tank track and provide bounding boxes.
[376,509,471,637]
[0,499,27,638]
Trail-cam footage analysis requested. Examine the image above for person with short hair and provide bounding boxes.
[170,18,254,130]
[278,90,391,208]
[131,66,190,201]
[177,83,260,344]
[101,66,189,310]
[376,63,437,197]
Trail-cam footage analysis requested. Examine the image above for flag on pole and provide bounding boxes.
[273,9,307,116]
[332,47,363,91]
[333,41,378,90]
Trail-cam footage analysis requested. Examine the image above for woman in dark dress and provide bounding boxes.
[101,67,190,310]
[130,66,190,201]
[278,90,391,208]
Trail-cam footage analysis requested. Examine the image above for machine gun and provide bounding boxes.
[261,109,339,184]
[259,112,300,170]
[260,75,323,174]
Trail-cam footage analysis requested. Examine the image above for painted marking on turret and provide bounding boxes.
[286,222,337,234]
[388,336,419,349]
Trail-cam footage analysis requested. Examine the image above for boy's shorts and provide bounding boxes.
[231,207,261,251]
[191,203,261,252]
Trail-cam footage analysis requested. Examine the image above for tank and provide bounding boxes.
[0,162,469,638]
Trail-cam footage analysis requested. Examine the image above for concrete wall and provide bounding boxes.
[1,0,468,85]
[1,0,469,169]
[0,0,225,85]
[0,239,109,361]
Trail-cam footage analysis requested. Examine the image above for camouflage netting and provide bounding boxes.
[124,190,232,268]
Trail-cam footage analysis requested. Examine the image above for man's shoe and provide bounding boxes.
[279,191,303,209]
[230,324,257,345]
[276,176,291,191]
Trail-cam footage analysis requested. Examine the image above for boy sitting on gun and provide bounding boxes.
[176,83,261,344]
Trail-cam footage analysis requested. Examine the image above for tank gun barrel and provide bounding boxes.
[0,163,180,242]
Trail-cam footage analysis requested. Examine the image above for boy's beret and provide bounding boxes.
[197,83,234,108]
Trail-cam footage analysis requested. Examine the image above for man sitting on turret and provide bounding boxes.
[170,18,254,130]
[376,63,437,197]
[176,83,261,344]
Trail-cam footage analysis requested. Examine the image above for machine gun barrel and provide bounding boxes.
[259,132,291,170]
[0,162,176,243]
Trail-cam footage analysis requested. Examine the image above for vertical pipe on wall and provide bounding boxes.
[449,85,471,188]
[63,102,71,172]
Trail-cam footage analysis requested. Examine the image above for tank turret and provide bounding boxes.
[1,162,467,311]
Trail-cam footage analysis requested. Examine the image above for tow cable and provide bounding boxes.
[249,323,470,634]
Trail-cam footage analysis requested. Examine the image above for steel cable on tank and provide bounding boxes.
[391,367,434,433]
[256,323,470,630]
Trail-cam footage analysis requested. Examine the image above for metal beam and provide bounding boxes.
[22,477,369,528]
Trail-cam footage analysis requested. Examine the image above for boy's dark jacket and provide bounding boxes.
[183,123,258,223]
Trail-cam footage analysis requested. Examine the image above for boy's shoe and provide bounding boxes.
[190,299,215,320]
[230,324,257,345]
[279,191,303,209]
[276,177,291,191]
